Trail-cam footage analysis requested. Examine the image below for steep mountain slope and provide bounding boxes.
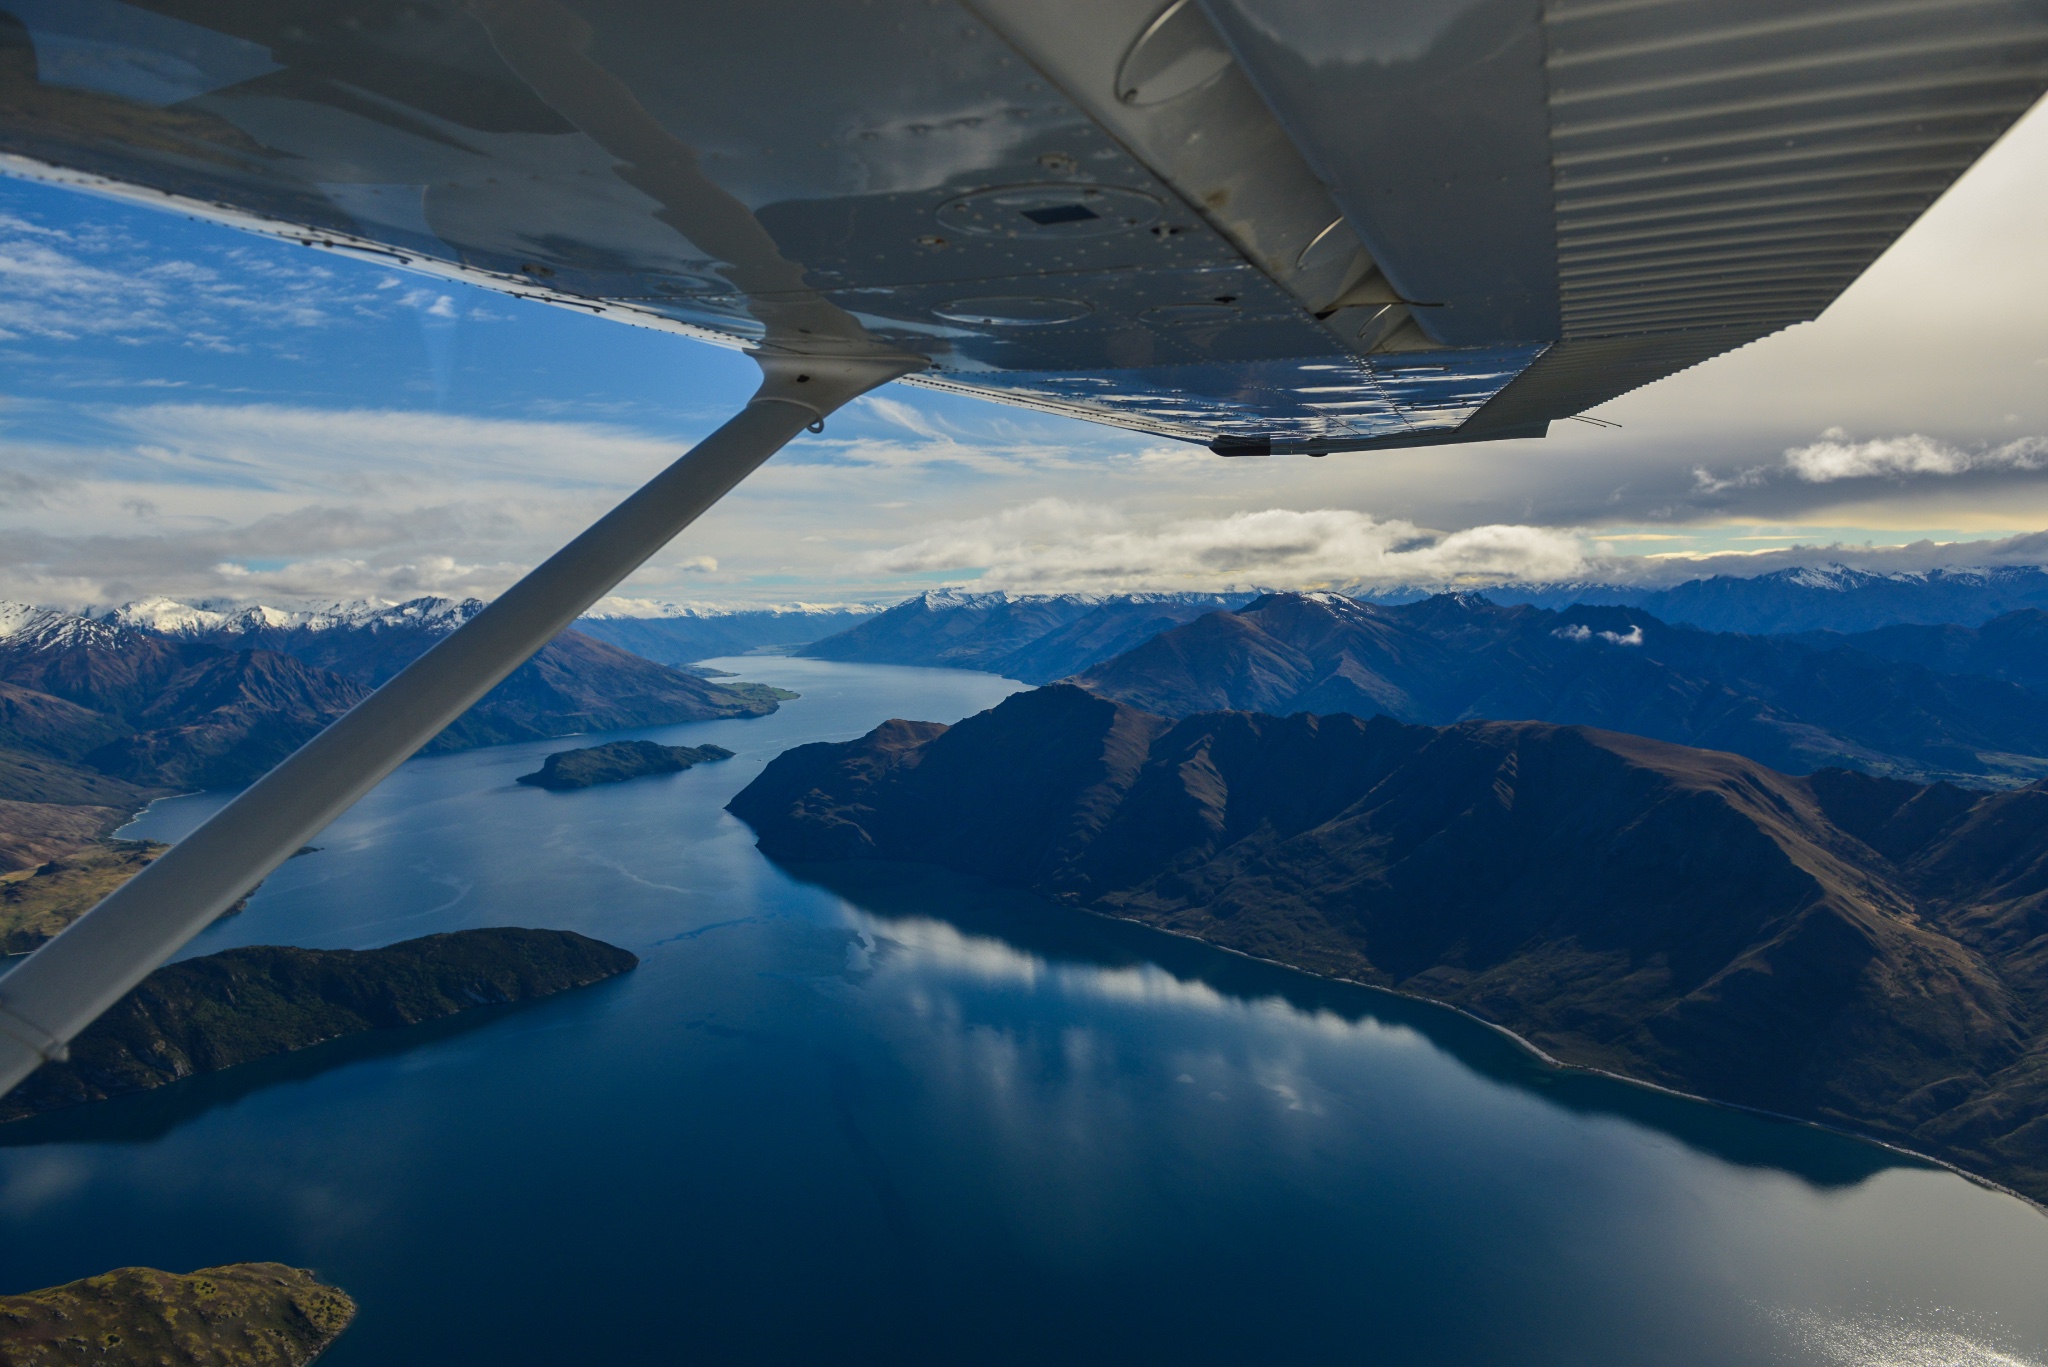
[0,679,128,760]
[117,595,785,747]
[731,685,2048,1201]
[1802,609,2048,694]
[83,650,370,789]
[1073,592,2048,784]
[0,750,161,872]
[0,611,368,791]
[797,589,1253,681]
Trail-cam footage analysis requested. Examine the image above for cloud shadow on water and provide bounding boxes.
[775,857,1930,1197]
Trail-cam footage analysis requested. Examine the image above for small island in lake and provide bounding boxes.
[0,927,637,1123]
[517,739,735,791]
[0,1262,356,1366]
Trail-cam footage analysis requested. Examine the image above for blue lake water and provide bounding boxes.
[3,657,2046,1365]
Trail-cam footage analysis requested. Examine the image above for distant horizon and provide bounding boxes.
[11,555,2048,623]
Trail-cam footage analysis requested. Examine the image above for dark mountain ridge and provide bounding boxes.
[792,568,2048,681]
[797,589,1254,682]
[1379,564,2048,634]
[730,685,2048,1202]
[1797,609,2048,695]
[1073,591,2048,786]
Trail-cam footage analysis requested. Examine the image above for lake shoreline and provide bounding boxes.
[1081,902,2048,1220]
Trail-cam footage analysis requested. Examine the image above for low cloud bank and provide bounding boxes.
[859,502,2048,597]
[1784,428,2048,482]
[860,502,1592,592]
[1696,428,2048,493]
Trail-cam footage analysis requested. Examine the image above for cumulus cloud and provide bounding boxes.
[1781,427,2048,482]
[859,502,1590,592]
[1554,623,1643,645]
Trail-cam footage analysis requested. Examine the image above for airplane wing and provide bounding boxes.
[4,0,2039,455]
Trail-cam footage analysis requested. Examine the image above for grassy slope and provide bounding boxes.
[0,1262,355,1366]
[1,840,166,953]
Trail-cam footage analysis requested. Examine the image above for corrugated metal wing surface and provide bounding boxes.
[1545,0,2048,338]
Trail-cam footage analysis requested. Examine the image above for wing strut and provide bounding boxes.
[0,352,919,1098]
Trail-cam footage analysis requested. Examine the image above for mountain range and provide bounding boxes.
[729,684,2048,1204]
[0,597,789,872]
[1067,592,2048,786]
[1794,610,2048,694]
[574,603,874,664]
[789,567,2048,677]
[1380,565,2048,635]
[796,589,1256,682]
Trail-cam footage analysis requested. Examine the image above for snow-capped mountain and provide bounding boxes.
[0,601,134,653]
[104,596,484,639]
[586,597,880,621]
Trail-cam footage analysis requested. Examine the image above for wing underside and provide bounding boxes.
[0,0,2041,451]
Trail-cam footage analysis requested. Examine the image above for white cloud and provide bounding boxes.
[1781,428,2048,482]
[1554,623,1643,646]
[0,212,385,347]
[96,402,689,493]
[859,503,1590,592]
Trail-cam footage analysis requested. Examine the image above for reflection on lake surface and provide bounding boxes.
[3,658,2045,1366]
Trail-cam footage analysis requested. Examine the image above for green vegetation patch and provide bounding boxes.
[1,928,638,1122]
[517,739,735,791]
[0,1262,355,1366]
[1,839,166,954]
[723,682,800,705]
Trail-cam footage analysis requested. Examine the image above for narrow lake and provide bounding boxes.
[4,658,2045,1365]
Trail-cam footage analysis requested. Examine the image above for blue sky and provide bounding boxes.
[2,95,2046,610]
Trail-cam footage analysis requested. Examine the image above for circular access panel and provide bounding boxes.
[936,185,1161,239]
[933,296,1094,326]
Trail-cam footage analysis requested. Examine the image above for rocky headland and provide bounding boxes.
[730,684,2048,1203]
[517,739,734,791]
[0,928,637,1122]
[0,1262,355,1365]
